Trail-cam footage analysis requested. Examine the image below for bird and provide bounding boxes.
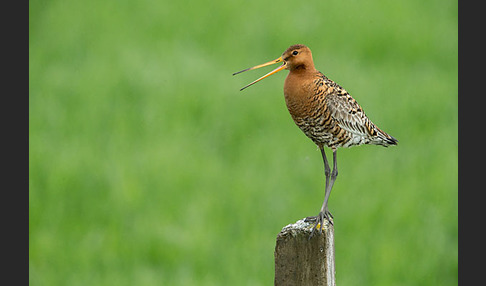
[233,44,397,237]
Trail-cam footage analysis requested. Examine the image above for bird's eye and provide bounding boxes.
[292,51,299,55]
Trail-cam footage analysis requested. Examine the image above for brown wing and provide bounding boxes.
[318,73,397,146]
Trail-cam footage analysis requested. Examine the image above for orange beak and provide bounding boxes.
[233,57,286,91]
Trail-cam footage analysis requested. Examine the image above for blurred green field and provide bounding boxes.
[29,0,457,285]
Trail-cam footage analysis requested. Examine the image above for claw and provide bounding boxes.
[306,210,333,239]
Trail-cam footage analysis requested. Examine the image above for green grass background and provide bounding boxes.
[29,0,457,285]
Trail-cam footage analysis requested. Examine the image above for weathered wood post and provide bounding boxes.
[274,218,336,286]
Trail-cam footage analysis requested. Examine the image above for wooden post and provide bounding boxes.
[274,218,336,286]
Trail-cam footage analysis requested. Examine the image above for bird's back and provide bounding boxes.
[284,71,398,149]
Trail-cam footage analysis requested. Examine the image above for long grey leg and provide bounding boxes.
[320,149,338,216]
[307,147,338,238]
[320,146,331,194]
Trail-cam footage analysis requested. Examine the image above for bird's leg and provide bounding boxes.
[308,149,338,237]
[306,147,338,237]
[323,149,338,218]
[322,149,338,213]
[321,146,331,194]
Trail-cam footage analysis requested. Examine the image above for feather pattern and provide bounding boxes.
[286,72,397,149]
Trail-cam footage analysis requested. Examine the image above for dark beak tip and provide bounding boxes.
[232,67,252,76]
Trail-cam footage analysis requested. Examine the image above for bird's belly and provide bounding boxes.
[293,116,366,148]
[293,116,333,144]
[284,87,365,148]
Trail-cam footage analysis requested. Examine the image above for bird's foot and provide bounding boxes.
[305,210,333,239]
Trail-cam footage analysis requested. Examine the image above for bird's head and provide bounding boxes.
[281,44,314,71]
[233,44,315,91]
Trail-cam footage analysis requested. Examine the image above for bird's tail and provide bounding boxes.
[373,127,398,147]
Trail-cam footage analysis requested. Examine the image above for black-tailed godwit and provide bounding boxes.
[234,44,398,236]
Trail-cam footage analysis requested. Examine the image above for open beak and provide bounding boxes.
[233,57,286,91]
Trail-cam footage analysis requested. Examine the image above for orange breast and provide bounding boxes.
[283,72,316,121]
